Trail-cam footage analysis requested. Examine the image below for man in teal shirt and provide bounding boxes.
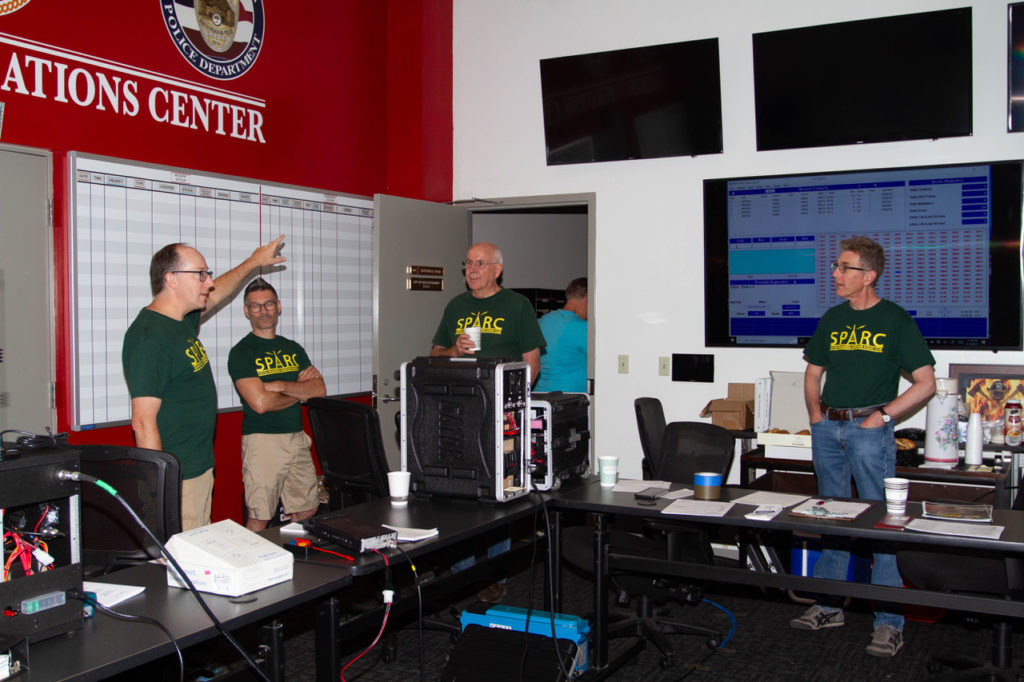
[536,277,587,393]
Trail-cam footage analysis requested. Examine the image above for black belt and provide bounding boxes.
[820,403,881,421]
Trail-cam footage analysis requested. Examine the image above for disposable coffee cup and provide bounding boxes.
[694,472,723,500]
[598,456,619,487]
[883,477,909,515]
[387,471,411,506]
[465,326,482,351]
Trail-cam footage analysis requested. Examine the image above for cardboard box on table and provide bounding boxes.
[757,371,812,461]
[700,383,755,430]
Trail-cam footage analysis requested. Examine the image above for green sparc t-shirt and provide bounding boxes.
[431,288,546,360]
[122,309,217,479]
[803,298,934,409]
[228,333,312,435]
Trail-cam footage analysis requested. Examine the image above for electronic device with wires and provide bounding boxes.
[529,392,590,492]
[302,512,397,554]
[0,447,84,645]
[400,357,532,503]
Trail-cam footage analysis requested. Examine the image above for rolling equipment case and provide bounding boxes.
[400,357,531,502]
[530,392,591,491]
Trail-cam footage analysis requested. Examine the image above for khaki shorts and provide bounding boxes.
[181,467,214,531]
[241,431,319,521]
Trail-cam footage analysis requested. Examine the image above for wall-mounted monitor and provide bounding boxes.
[703,160,1024,350]
[539,39,723,165]
[753,8,972,151]
[1011,2,1024,132]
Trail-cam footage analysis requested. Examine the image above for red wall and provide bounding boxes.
[0,1,452,522]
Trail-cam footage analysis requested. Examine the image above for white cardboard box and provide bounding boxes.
[756,370,812,450]
[165,519,294,597]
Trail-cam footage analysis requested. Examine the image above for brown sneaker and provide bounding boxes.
[477,582,507,604]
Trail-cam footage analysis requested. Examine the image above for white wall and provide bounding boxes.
[452,0,1024,478]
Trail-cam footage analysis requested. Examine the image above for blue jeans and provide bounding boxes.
[451,537,512,576]
[810,416,903,630]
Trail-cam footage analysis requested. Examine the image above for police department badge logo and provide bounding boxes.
[0,0,32,16]
[162,0,265,80]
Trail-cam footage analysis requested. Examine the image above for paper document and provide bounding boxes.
[905,519,1004,540]
[83,582,145,608]
[662,488,694,500]
[744,505,783,521]
[382,525,439,542]
[731,491,809,509]
[921,501,993,523]
[612,480,671,493]
[661,499,734,517]
[789,499,871,521]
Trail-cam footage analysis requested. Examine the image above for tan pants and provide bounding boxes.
[241,431,318,521]
[180,467,214,531]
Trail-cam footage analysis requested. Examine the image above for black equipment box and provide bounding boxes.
[441,624,577,681]
[400,357,531,503]
[0,448,84,643]
[530,392,590,491]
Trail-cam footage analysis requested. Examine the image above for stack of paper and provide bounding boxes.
[754,376,773,432]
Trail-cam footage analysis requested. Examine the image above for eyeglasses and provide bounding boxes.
[246,300,279,313]
[462,259,497,270]
[829,260,868,274]
[172,270,214,282]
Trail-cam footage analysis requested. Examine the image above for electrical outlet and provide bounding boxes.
[658,356,670,376]
[618,354,629,374]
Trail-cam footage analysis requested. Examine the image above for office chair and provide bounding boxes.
[635,397,667,479]
[561,421,735,667]
[898,550,1024,680]
[78,444,182,576]
[307,396,391,510]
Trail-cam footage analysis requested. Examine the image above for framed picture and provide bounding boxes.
[949,364,1024,421]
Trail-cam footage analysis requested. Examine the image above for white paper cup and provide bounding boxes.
[387,471,411,506]
[694,471,723,500]
[598,456,619,487]
[883,477,909,514]
[465,326,482,351]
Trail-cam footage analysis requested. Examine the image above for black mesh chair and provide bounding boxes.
[634,397,667,479]
[307,396,390,510]
[562,421,735,667]
[78,444,181,576]
[897,550,1024,679]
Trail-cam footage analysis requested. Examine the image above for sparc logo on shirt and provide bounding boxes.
[186,337,210,372]
[457,312,505,336]
[829,325,886,353]
[255,351,300,377]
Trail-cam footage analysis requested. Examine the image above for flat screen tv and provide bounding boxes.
[753,8,972,151]
[539,39,723,165]
[703,160,1024,350]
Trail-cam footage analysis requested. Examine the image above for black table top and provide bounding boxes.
[549,477,1024,553]
[263,492,545,575]
[22,558,352,682]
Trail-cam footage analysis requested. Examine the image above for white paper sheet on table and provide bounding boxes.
[905,519,1004,540]
[612,480,671,493]
[83,582,145,607]
[661,499,734,517]
[662,488,694,500]
[730,491,810,508]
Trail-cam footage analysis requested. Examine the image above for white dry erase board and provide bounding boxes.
[70,153,373,430]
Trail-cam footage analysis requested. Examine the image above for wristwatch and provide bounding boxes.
[878,407,892,423]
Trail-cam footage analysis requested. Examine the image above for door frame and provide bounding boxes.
[0,143,55,432]
[457,192,597,456]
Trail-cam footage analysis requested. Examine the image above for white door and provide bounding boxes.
[0,146,54,433]
[373,194,470,469]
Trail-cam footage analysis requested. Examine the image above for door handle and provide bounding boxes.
[381,395,400,403]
